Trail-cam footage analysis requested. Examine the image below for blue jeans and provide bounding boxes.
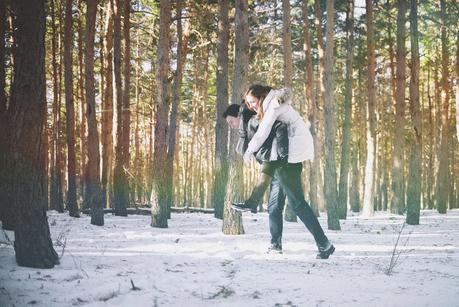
[268,163,328,248]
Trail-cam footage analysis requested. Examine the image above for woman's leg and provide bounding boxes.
[275,163,328,247]
[267,174,285,248]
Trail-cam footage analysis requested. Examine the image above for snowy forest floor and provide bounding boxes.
[1,209,459,307]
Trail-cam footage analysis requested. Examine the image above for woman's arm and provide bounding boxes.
[244,105,278,161]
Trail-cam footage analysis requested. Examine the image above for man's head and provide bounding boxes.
[223,104,241,129]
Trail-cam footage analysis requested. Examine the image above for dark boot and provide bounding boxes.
[231,202,257,213]
[316,240,335,259]
[266,243,283,254]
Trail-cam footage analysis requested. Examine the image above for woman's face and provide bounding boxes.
[245,93,260,112]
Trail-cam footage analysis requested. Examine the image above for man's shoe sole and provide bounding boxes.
[230,204,257,214]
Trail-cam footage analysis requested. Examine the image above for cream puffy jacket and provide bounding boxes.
[245,88,314,163]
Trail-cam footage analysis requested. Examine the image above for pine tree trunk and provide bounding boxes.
[85,0,104,226]
[436,0,450,214]
[223,0,248,235]
[151,0,171,228]
[391,0,406,215]
[166,0,189,217]
[101,0,114,210]
[406,0,421,225]
[362,0,376,217]
[77,0,87,207]
[281,0,297,222]
[10,0,59,268]
[113,0,129,216]
[323,0,340,230]
[302,0,319,217]
[64,0,79,217]
[50,0,64,213]
[0,0,9,227]
[213,0,230,220]
[313,0,326,212]
[337,0,354,219]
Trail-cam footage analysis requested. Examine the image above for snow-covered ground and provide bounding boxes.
[1,209,458,307]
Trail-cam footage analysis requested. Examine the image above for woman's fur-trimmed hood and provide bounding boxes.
[262,87,293,112]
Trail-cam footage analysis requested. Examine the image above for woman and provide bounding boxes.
[243,84,335,259]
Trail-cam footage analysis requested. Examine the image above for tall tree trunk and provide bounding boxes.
[282,0,293,88]
[10,0,59,268]
[166,0,189,218]
[391,0,406,215]
[0,0,9,227]
[85,0,104,226]
[64,0,79,217]
[50,0,64,213]
[213,0,230,220]
[302,0,319,216]
[151,0,171,228]
[362,0,376,217]
[436,0,450,214]
[281,0,297,222]
[101,0,113,209]
[406,0,421,225]
[224,0,248,235]
[323,0,340,230]
[313,0,326,212]
[77,0,87,208]
[337,0,354,219]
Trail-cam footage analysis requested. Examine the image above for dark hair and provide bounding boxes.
[222,104,241,118]
[244,84,272,102]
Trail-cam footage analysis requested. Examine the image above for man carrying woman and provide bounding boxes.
[225,84,335,259]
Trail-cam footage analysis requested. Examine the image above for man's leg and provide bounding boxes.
[267,174,285,251]
[275,163,329,249]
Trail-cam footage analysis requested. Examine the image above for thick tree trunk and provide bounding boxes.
[362,0,376,217]
[0,0,9,227]
[10,0,59,268]
[151,0,171,228]
[337,0,354,219]
[406,0,421,225]
[101,0,114,210]
[391,0,406,215]
[213,0,230,220]
[436,0,450,214]
[323,0,340,230]
[223,0,248,235]
[64,0,79,217]
[85,0,104,226]
[113,0,128,216]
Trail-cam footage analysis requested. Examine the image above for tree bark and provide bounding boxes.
[337,0,354,219]
[151,0,171,228]
[113,0,128,216]
[302,0,319,217]
[390,0,406,215]
[85,0,104,226]
[362,0,376,217]
[64,0,79,217]
[313,0,326,212]
[436,0,450,214]
[166,0,189,218]
[213,0,230,220]
[101,0,114,210]
[10,0,59,268]
[224,0,248,235]
[406,0,421,225]
[323,0,340,230]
